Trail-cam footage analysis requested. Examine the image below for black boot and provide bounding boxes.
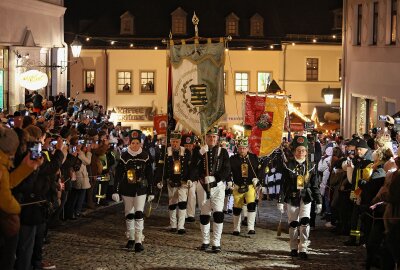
[134,243,144,252]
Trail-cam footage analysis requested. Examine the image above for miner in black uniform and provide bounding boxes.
[190,126,231,253]
[112,130,154,252]
[228,136,260,235]
[155,131,191,234]
[277,135,322,259]
[182,134,199,223]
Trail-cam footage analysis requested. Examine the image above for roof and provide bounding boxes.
[64,0,343,49]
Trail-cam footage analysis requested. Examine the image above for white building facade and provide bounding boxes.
[342,0,400,137]
[70,44,342,130]
[0,0,67,112]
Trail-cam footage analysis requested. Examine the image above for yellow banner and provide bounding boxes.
[259,97,288,156]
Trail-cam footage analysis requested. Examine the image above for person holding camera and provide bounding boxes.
[112,130,154,252]
[0,126,42,270]
[277,135,322,260]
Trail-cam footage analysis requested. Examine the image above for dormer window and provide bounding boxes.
[171,7,187,35]
[120,11,134,35]
[250,13,264,37]
[226,12,239,36]
[333,8,343,30]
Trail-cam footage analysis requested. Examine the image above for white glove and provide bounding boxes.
[226,181,233,190]
[199,145,209,155]
[186,180,193,188]
[277,203,285,214]
[316,204,322,214]
[147,195,155,202]
[112,193,120,202]
[252,178,259,187]
[157,182,163,189]
[204,176,215,184]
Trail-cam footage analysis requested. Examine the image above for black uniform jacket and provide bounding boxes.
[278,159,322,206]
[230,152,260,186]
[115,149,154,197]
[155,146,190,187]
[190,146,231,184]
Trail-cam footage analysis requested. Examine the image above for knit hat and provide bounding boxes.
[291,136,308,149]
[0,127,19,154]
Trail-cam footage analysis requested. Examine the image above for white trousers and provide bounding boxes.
[196,181,225,246]
[186,181,197,218]
[286,200,311,253]
[122,195,146,243]
[168,185,188,230]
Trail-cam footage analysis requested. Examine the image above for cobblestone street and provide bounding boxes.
[44,199,365,270]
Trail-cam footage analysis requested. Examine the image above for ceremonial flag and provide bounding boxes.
[153,114,168,135]
[167,64,176,133]
[170,42,225,135]
[244,95,288,157]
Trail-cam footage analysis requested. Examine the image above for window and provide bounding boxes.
[306,58,319,81]
[333,9,343,29]
[171,7,187,35]
[84,70,95,93]
[227,21,237,35]
[117,71,132,93]
[120,11,134,35]
[140,71,155,94]
[0,49,8,110]
[357,4,363,45]
[391,0,397,44]
[373,2,379,45]
[173,17,185,34]
[257,72,271,93]
[235,72,249,92]
[226,13,239,36]
[250,14,264,37]
[223,71,227,93]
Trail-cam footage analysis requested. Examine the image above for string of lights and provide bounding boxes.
[65,31,341,51]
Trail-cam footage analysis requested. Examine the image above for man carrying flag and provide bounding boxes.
[190,127,230,253]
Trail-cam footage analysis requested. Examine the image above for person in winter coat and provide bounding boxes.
[0,127,41,270]
[70,143,92,217]
[318,142,336,219]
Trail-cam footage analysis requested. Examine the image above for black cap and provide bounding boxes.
[356,138,369,149]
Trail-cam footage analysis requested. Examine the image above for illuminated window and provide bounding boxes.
[235,72,249,92]
[140,71,155,94]
[257,72,271,93]
[84,70,95,93]
[391,0,397,44]
[117,71,132,93]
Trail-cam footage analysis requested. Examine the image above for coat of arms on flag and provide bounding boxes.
[245,95,288,156]
[170,42,225,136]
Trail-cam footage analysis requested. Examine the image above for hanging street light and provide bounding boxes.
[323,86,334,105]
[70,37,82,58]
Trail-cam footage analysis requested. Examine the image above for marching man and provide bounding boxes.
[190,126,231,253]
[113,130,154,252]
[228,136,260,235]
[155,131,191,234]
[182,134,199,223]
[277,135,322,259]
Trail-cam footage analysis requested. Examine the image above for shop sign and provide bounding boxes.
[114,107,154,121]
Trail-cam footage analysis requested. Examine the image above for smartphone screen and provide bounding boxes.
[50,140,58,146]
[30,143,42,160]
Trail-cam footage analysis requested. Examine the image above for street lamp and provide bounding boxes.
[324,86,334,105]
[70,37,82,58]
